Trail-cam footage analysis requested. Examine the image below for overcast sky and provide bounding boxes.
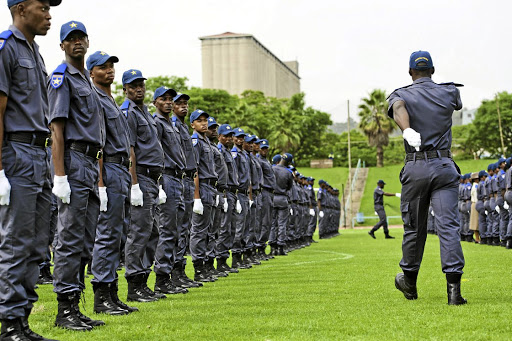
[2,0,510,122]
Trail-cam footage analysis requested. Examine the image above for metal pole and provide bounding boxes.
[347,100,352,229]
[496,93,506,155]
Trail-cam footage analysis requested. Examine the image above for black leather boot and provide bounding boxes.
[55,293,93,331]
[93,283,129,315]
[368,230,376,239]
[126,275,158,303]
[232,252,251,269]
[177,263,203,287]
[21,308,59,341]
[506,239,512,249]
[73,292,105,327]
[154,274,188,294]
[1,318,31,341]
[193,260,215,282]
[247,249,261,265]
[394,273,418,300]
[141,273,166,299]
[110,279,138,312]
[385,233,395,239]
[278,245,288,256]
[447,282,467,305]
[205,258,227,278]
[269,244,278,256]
[258,246,270,261]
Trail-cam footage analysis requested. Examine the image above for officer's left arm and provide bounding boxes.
[51,119,66,176]
[98,157,105,187]
[0,93,6,170]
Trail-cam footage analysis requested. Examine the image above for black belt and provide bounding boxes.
[227,186,238,194]
[136,165,162,183]
[162,167,184,179]
[292,200,298,204]
[6,132,52,148]
[200,178,217,187]
[262,187,274,194]
[183,169,196,179]
[238,188,249,196]
[253,188,261,195]
[405,150,451,162]
[69,141,103,160]
[103,154,130,169]
[216,184,227,193]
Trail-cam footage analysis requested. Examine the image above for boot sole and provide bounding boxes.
[394,278,418,300]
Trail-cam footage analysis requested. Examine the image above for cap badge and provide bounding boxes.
[131,70,137,75]
[70,22,78,28]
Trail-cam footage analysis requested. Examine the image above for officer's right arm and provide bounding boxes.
[391,100,411,131]
[0,94,6,171]
[0,46,13,172]
[126,111,138,184]
[51,119,66,176]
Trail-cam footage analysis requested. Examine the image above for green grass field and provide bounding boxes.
[28,229,512,340]
[358,159,496,226]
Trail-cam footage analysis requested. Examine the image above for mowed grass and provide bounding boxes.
[28,229,512,340]
[358,159,496,226]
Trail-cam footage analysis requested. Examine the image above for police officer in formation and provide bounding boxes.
[0,10,342,339]
[317,180,342,239]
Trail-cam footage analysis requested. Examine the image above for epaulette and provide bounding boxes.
[285,167,293,174]
[171,115,178,128]
[231,146,238,159]
[386,84,414,99]
[120,99,130,117]
[439,82,464,87]
[50,63,68,89]
[217,142,223,152]
[191,132,198,147]
[0,30,13,51]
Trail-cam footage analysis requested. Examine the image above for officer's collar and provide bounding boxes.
[64,60,89,79]
[9,24,40,50]
[413,77,434,84]
[93,85,108,98]
[126,98,147,112]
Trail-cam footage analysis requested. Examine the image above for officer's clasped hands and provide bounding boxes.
[0,170,11,206]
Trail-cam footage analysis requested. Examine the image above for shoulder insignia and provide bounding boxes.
[0,30,13,51]
[231,147,238,159]
[439,82,464,87]
[191,132,198,146]
[217,143,223,151]
[120,99,130,117]
[50,63,68,89]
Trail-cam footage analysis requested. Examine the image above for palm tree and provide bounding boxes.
[358,89,394,167]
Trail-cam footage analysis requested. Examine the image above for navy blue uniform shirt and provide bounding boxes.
[123,98,163,168]
[172,115,197,172]
[387,77,462,153]
[249,153,262,191]
[48,61,105,147]
[258,155,276,190]
[94,86,130,157]
[374,187,384,206]
[232,146,251,191]
[191,132,217,181]
[272,164,293,196]
[210,140,228,190]
[154,113,186,171]
[219,143,239,188]
[0,25,49,133]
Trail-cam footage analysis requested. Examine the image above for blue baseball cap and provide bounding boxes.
[190,109,209,123]
[259,139,269,148]
[233,128,246,137]
[86,51,119,71]
[60,21,87,43]
[409,51,433,70]
[244,134,257,143]
[272,154,282,164]
[307,177,314,181]
[218,124,234,136]
[498,157,506,164]
[207,116,218,128]
[122,69,146,85]
[478,170,488,178]
[8,0,61,7]
[319,179,326,185]
[487,163,495,171]
[153,86,177,101]
[377,180,386,185]
[173,92,190,102]
[282,153,294,164]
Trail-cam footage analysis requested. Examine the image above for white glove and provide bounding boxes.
[395,193,401,198]
[236,200,242,214]
[431,210,434,217]
[290,208,293,215]
[215,195,220,207]
[0,170,11,206]
[309,208,315,216]
[496,206,500,214]
[374,211,378,216]
[403,128,421,151]
[99,186,108,212]
[249,200,254,208]
[223,200,228,213]
[131,183,143,206]
[319,211,324,218]
[485,210,488,216]
[158,185,167,205]
[504,202,509,210]
[193,198,204,215]
[53,175,71,204]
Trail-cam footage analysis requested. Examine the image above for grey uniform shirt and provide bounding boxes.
[123,98,163,168]
[219,143,239,188]
[210,140,228,190]
[374,187,384,207]
[172,115,197,172]
[0,25,49,133]
[94,86,130,158]
[154,113,186,171]
[258,155,276,190]
[48,61,105,147]
[249,153,262,191]
[272,164,293,196]
[191,132,217,181]
[232,146,251,191]
[387,77,462,153]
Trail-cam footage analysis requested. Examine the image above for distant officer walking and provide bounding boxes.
[389,51,466,305]
[368,180,399,239]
